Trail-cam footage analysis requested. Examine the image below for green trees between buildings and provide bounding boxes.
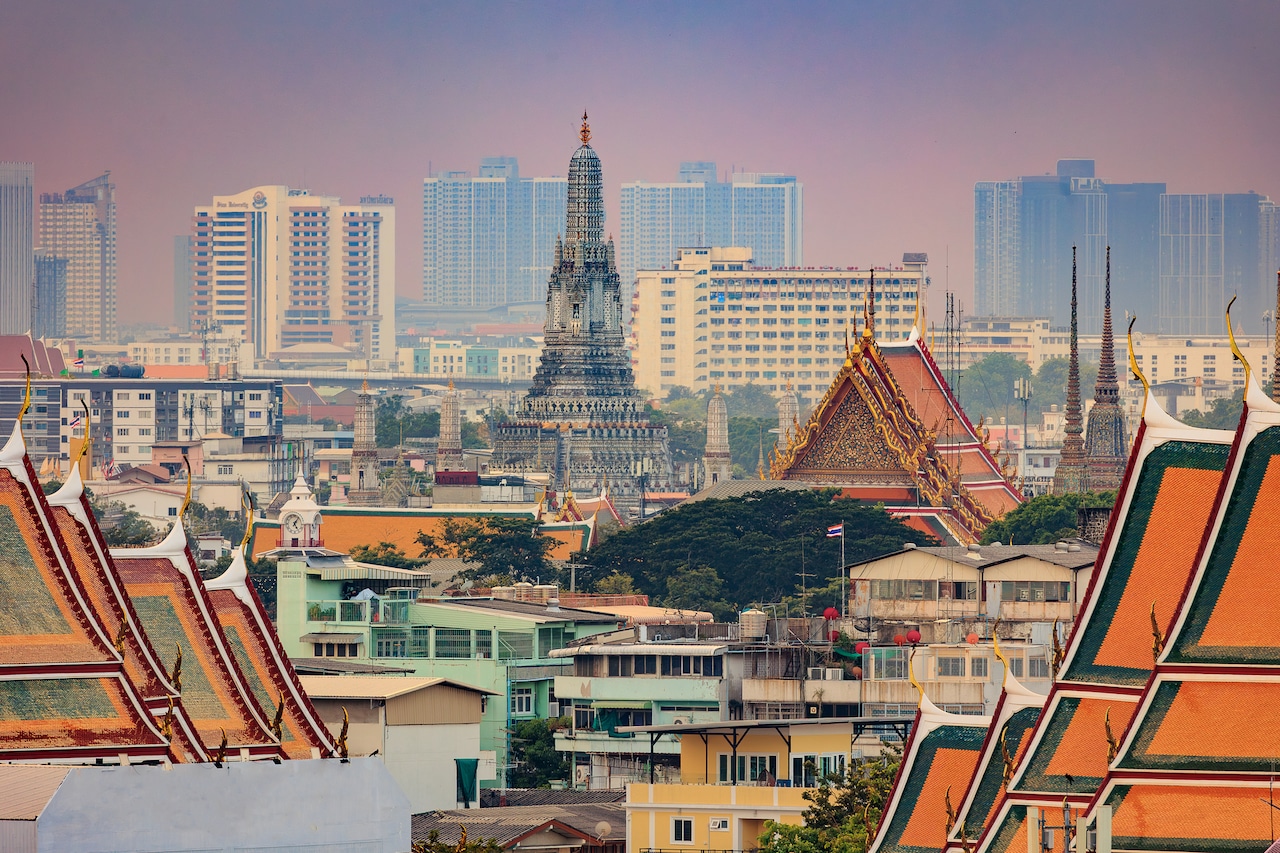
[508,717,571,789]
[579,489,935,614]
[757,747,901,853]
[980,490,1116,545]
[956,353,1099,426]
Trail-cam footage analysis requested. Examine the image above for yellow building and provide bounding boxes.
[624,717,913,852]
[632,248,925,398]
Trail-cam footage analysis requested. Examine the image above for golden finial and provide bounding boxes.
[447,379,454,391]
[1000,723,1015,788]
[1105,706,1119,764]
[240,485,254,553]
[270,691,285,741]
[913,295,921,331]
[75,400,91,464]
[337,706,350,760]
[179,455,193,522]
[113,622,129,656]
[992,619,1009,688]
[1150,600,1165,664]
[456,825,468,853]
[18,354,31,422]
[907,646,924,706]
[1226,294,1251,385]
[579,111,591,145]
[944,785,956,835]
[1050,617,1065,680]
[160,696,174,742]
[215,728,228,766]
[1127,316,1150,419]
[170,642,183,693]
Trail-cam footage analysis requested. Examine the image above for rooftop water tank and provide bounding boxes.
[741,608,767,640]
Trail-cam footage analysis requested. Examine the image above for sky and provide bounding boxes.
[3,1,1279,326]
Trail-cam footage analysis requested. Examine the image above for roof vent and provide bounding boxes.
[1055,541,1069,552]
[903,542,917,550]
[546,597,561,613]
[967,543,981,552]
[1067,544,1081,552]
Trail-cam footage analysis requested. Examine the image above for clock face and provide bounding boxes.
[284,514,303,534]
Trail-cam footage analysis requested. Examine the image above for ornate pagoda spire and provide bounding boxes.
[1084,246,1129,490]
[702,385,732,487]
[1054,246,1088,494]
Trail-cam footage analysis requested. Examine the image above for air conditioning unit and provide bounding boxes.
[807,667,826,680]
[824,668,844,681]
[671,715,691,726]
[547,702,560,717]
[709,819,729,831]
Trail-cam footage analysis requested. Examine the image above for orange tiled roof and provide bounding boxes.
[1013,695,1137,795]
[948,701,1042,847]
[1100,782,1275,848]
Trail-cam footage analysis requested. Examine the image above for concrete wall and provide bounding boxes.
[37,758,409,853]
[385,722,481,813]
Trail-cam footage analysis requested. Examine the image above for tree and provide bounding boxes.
[757,746,901,853]
[728,416,777,476]
[508,717,571,788]
[579,489,936,606]
[980,490,1116,545]
[375,396,440,448]
[418,517,552,582]
[1033,357,1098,418]
[593,571,639,596]
[726,383,782,419]
[413,831,503,853]
[664,565,734,620]
[350,541,425,569]
[88,497,164,547]
[1181,389,1244,430]
[957,353,1032,424]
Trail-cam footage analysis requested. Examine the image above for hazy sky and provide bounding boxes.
[3,1,1278,326]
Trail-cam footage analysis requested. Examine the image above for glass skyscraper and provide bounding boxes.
[0,162,34,336]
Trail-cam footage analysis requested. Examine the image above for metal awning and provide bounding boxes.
[590,700,652,710]
[300,633,364,644]
[549,643,726,658]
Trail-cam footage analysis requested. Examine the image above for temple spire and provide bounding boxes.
[1054,245,1088,494]
[1094,246,1119,405]
[1083,245,1129,490]
[579,110,591,145]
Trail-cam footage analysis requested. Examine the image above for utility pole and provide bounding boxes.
[1014,377,1033,481]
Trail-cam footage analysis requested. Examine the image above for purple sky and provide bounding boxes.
[3,1,1278,326]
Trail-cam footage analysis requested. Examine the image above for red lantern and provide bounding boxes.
[906,629,921,645]
[829,630,840,642]
[967,632,980,645]
[893,634,906,646]
[823,606,839,621]
[854,641,869,654]
[851,666,863,679]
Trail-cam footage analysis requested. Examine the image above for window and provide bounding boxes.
[937,656,965,677]
[498,631,533,660]
[672,818,693,844]
[475,631,492,659]
[871,648,908,680]
[608,655,633,677]
[167,507,178,517]
[435,628,471,658]
[1008,656,1025,678]
[634,654,657,674]
[971,656,989,678]
[511,687,533,716]
[791,753,845,787]
[217,465,233,475]
[719,753,777,783]
[1028,657,1050,678]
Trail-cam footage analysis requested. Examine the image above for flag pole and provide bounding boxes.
[840,519,846,619]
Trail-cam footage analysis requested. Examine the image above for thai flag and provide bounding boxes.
[826,523,844,538]
[68,415,82,429]
[73,358,84,368]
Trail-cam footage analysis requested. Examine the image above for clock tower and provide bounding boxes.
[277,475,323,548]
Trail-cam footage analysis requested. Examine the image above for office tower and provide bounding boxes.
[0,163,34,335]
[31,249,67,339]
[173,235,192,331]
[39,173,117,343]
[191,187,395,362]
[618,164,803,296]
[421,158,568,308]
[492,116,672,496]
[632,247,924,397]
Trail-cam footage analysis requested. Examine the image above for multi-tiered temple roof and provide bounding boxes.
[769,319,1021,544]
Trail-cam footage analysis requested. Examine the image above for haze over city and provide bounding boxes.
[4,0,1278,324]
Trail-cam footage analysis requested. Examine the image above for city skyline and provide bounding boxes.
[2,2,1278,328]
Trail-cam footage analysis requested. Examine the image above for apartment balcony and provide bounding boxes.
[556,675,721,703]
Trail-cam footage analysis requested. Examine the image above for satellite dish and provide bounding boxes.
[594,821,612,840]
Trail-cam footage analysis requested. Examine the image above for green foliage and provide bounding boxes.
[186,500,246,544]
[462,419,487,449]
[728,416,776,476]
[664,565,734,620]
[1181,389,1244,431]
[957,353,1032,423]
[757,746,902,853]
[726,382,782,419]
[413,830,503,853]
[418,517,552,581]
[593,570,639,595]
[580,489,936,607]
[375,396,440,448]
[508,718,571,788]
[349,541,425,569]
[1032,357,1097,417]
[980,490,1116,545]
[88,497,163,547]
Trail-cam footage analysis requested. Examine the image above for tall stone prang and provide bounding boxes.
[1054,246,1088,493]
[436,380,464,472]
[776,380,799,451]
[347,381,381,506]
[703,386,732,486]
[1084,246,1129,490]
[491,114,672,499]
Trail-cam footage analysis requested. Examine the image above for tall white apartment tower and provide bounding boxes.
[39,173,116,342]
[191,187,395,363]
[0,163,34,335]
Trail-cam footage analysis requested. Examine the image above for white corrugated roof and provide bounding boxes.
[548,643,727,658]
[0,764,70,819]
[299,675,498,700]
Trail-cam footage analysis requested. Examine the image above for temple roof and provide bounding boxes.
[206,550,335,759]
[771,328,1020,542]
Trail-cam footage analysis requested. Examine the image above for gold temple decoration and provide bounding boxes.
[1050,618,1065,680]
[215,728,228,765]
[337,706,350,760]
[1000,723,1015,788]
[1127,317,1150,419]
[992,620,1009,688]
[160,696,175,742]
[907,646,924,707]
[240,485,254,553]
[170,642,183,693]
[1226,294,1251,386]
[270,691,286,741]
[113,622,130,656]
[944,785,956,835]
[179,455,193,522]
[1104,707,1119,764]
[579,111,591,145]
[1150,600,1165,663]
[75,401,91,464]
[18,354,31,422]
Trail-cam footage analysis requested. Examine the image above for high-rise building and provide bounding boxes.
[491,115,672,497]
[191,187,395,363]
[618,165,803,296]
[31,249,67,339]
[632,247,925,398]
[421,158,568,308]
[40,173,117,343]
[0,162,34,335]
[173,235,192,331]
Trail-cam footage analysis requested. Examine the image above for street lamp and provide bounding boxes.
[1013,377,1033,480]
